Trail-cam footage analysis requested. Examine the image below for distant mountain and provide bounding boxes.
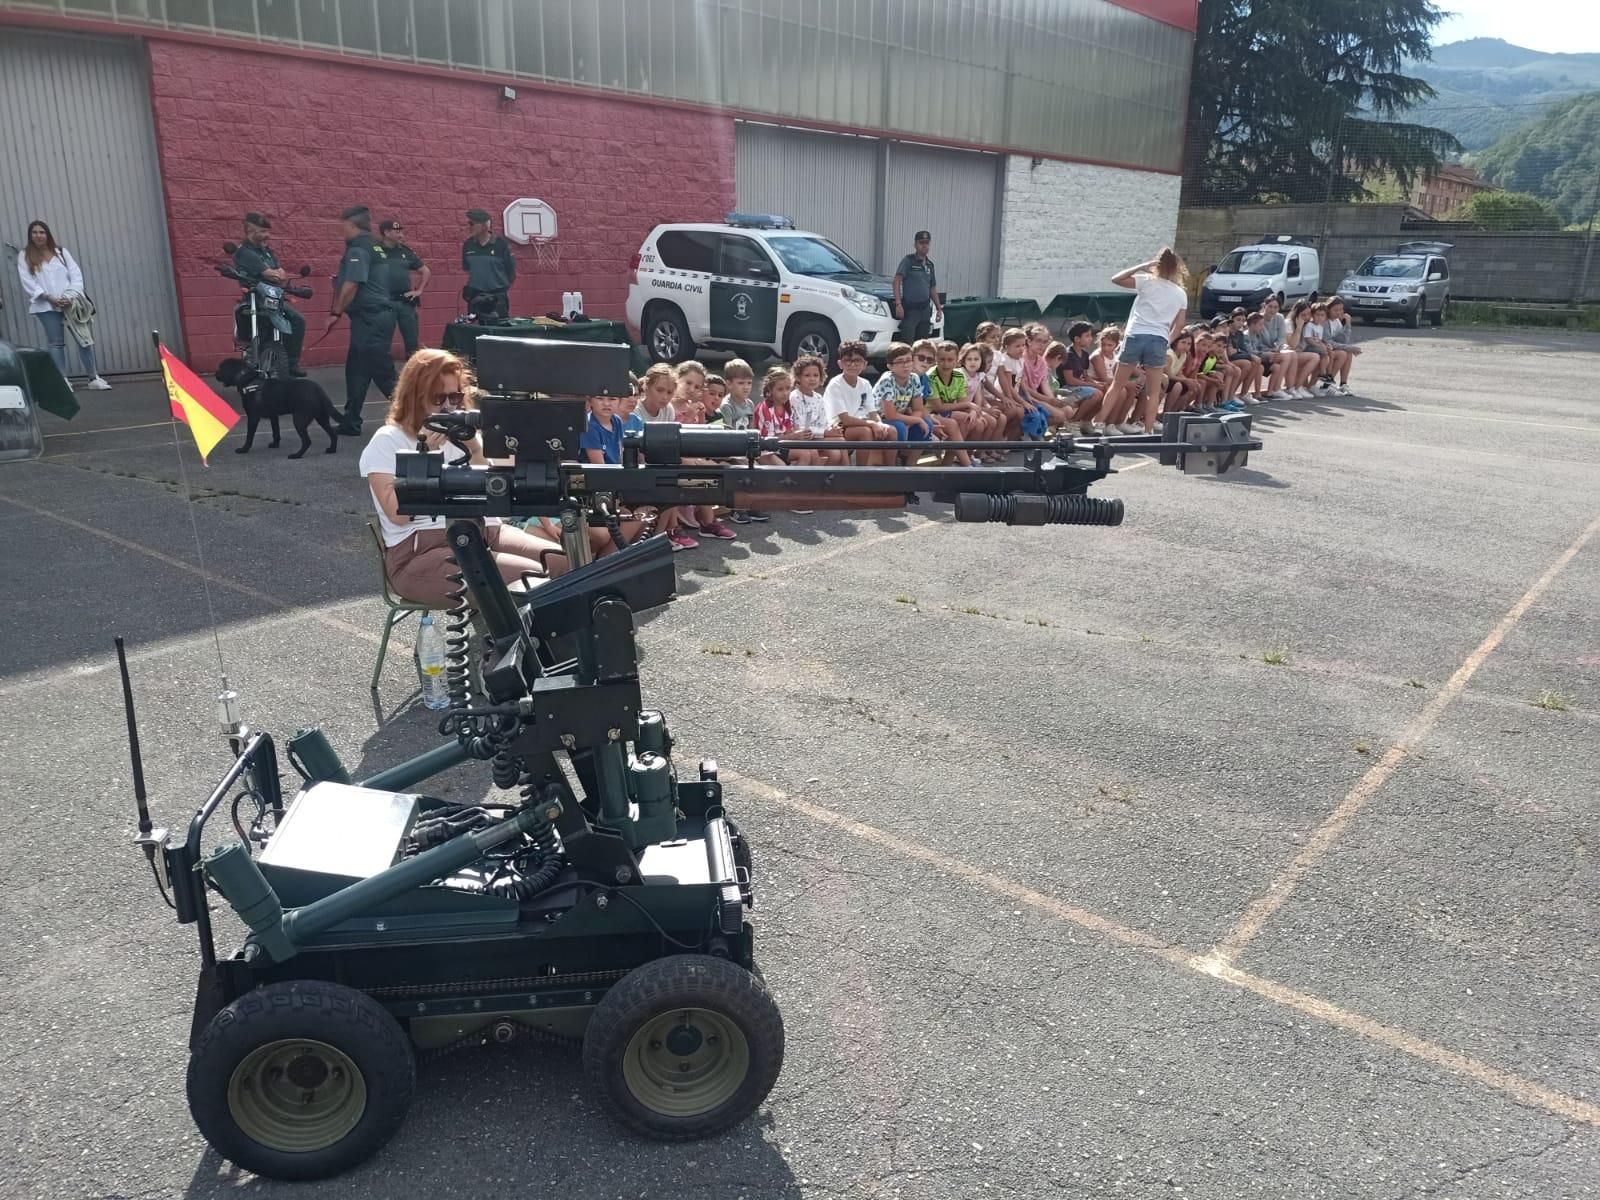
[1474,92,1600,226]
[1404,38,1600,150]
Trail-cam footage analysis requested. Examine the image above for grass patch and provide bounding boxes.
[1404,678,1426,689]
[1449,301,1600,333]
[1531,690,1568,712]
[1354,740,1371,755]
[894,595,916,605]
[702,644,734,657]
[1262,646,1290,666]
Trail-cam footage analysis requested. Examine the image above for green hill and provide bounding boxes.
[1406,38,1600,150]
[1473,92,1600,226]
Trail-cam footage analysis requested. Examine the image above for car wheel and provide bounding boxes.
[1430,298,1447,328]
[1403,299,1422,329]
[785,317,839,367]
[644,304,695,364]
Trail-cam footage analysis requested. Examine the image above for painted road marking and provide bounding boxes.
[1214,511,1600,963]
[726,770,1600,1129]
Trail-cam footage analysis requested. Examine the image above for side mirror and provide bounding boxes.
[1205,264,1218,274]
[1427,272,1443,282]
[298,265,312,277]
[222,241,239,255]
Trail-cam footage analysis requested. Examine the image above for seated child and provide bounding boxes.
[824,340,897,467]
[1226,311,1266,402]
[673,360,708,422]
[703,372,727,423]
[873,342,935,463]
[718,359,768,523]
[790,354,846,466]
[960,342,1011,455]
[923,340,975,467]
[1322,299,1359,395]
[1054,321,1106,434]
[1163,330,1196,413]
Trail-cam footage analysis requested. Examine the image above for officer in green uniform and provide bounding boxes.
[232,213,306,376]
[325,205,397,436]
[461,208,515,321]
[378,218,429,357]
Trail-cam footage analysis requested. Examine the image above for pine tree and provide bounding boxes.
[1183,0,1460,205]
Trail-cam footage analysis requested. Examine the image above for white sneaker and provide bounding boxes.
[1117,422,1144,435]
[1336,383,1352,396]
[1293,387,1312,399]
[86,376,112,391]
[1079,421,1101,436]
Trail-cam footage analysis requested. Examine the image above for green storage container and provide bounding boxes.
[939,297,1044,345]
[441,317,632,361]
[1042,292,1136,332]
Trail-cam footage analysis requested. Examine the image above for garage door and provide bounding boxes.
[736,122,1000,303]
[882,141,999,301]
[735,122,880,268]
[0,31,182,374]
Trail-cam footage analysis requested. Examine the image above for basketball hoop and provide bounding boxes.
[503,198,560,271]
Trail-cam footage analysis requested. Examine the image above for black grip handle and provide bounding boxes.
[953,492,1124,526]
[287,285,314,299]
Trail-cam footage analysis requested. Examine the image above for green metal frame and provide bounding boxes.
[366,521,429,693]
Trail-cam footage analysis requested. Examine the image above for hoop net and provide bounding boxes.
[532,237,560,271]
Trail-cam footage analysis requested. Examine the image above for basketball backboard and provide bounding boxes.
[502,198,557,244]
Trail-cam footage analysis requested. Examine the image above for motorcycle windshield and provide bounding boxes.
[255,282,284,305]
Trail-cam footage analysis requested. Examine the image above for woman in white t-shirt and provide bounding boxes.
[1098,248,1190,433]
[358,349,563,606]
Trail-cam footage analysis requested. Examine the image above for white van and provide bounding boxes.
[625,215,900,365]
[1199,236,1321,318]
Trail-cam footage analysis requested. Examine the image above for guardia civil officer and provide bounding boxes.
[378,218,429,357]
[325,205,397,436]
[232,212,306,376]
[461,208,515,321]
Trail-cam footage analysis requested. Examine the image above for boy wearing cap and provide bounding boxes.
[462,208,515,320]
[231,213,306,376]
[328,205,398,435]
[378,218,429,357]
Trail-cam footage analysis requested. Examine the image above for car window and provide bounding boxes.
[655,230,717,273]
[766,235,869,277]
[1430,258,1449,280]
[1286,255,1300,279]
[1354,256,1426,279]
[716,235,779,282]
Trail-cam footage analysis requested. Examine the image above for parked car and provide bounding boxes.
[1335,242,1452,328]
[626,215,900,365]
[1198,235,1321,318]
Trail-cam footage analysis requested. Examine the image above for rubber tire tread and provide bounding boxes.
[186,979,416,1181]
[583,953,784,1142]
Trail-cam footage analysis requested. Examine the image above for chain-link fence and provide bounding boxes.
[1178,104,1600,317]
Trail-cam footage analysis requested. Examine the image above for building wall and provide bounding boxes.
[3,0,1197,173]
[145,40,735,367]
[996,157,1182,303]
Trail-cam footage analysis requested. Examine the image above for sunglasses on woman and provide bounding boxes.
[430,390,465,408]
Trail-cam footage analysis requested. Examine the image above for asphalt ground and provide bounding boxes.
[0,326,1596,1199]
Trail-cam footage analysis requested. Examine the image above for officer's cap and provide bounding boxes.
[466,209,491,224]
[243,212,271,230]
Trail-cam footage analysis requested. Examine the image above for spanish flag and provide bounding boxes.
[159,341,238,463]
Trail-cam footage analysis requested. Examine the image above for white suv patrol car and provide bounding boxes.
[626,215,900,365]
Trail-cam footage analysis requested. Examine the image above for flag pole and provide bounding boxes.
[153,331,240,742]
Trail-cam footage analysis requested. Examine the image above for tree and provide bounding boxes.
[1183,0,1461,206]
[1473,92,1600,226]
[1448,191,1564,231]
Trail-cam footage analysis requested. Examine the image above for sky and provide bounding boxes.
[1433,0,1600,54]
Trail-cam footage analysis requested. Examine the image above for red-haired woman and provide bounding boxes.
[358,348,564,606]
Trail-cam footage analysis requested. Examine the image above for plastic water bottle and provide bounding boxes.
[415,614,450,710]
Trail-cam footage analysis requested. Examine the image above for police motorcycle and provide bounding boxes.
[218,242,313,381]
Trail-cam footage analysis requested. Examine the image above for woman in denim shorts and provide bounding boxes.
[1097,248,1190,434]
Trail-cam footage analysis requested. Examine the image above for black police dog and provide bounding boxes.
[214,358,340,458]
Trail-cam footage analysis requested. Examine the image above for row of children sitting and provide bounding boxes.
[574,298,1363,548]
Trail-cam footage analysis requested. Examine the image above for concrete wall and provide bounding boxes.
[1177,205,1600,305]
[996,157,1183,303]
[146,41,735,368]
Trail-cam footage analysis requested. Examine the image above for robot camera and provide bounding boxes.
[1158,410,1256,476]
[473,338,632,461]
